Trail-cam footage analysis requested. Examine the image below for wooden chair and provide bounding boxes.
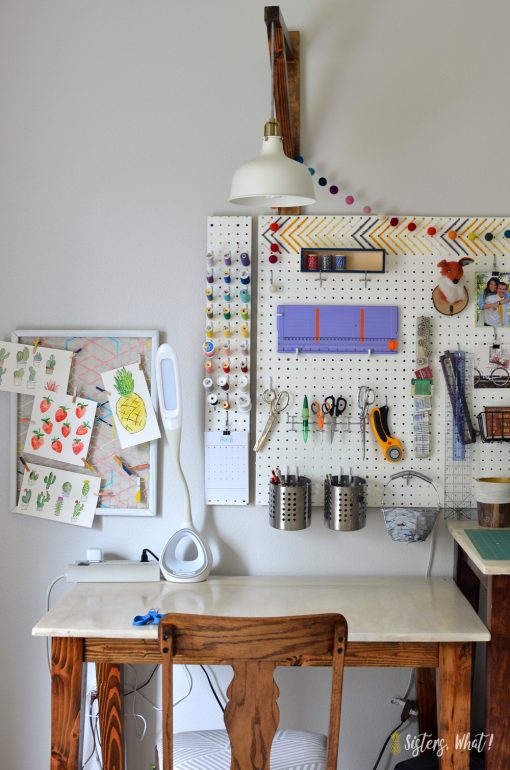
[158,613,348,770]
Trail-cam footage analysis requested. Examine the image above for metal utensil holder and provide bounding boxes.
[324,475,367,531]
[269,475,312,531]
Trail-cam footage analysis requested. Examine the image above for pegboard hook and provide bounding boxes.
[360,271,371,288]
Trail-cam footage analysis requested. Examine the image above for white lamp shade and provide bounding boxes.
[229,135,316,208]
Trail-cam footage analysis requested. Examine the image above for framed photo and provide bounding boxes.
[11,329,159,517]
[475,272,510,327]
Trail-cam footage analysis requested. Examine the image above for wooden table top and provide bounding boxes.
[32,575,489,643]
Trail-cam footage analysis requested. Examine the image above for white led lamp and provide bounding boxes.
[156,344,212,583]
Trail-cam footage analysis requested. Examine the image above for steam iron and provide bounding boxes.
[156,344,212,582]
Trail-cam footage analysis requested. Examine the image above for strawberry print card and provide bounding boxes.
[24,391,97,466]
[101,362,160,449]
[0,341,72,395]
[15,462,100,527]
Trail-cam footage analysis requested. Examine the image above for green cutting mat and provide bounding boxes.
[465,529,510,560]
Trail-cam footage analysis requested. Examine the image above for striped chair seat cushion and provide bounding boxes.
[156,728,327,770]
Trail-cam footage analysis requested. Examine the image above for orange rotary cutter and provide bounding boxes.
[369,404,404,462]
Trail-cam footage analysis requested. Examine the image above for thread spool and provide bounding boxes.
[202,340,216,357]
[307,253,319,270]
[221,340,231,352]
[222,323,231,337]
[223,269,231,284]
[206,271,214,284]
[240,270,250,285]
[240,288,250,303]
[221,400,230,410]
[207,393,219,406]
[334,254,346,271]
[206,304,214,319]
[205,286,213,299]
[240,252,250,266]
[223,288,231,302]
[223,305,231,320]
[205,322,214,338]
[202,377,213,392]
[238,394,251,412]
[224,252,232,266]
[218,376,229,391]
[238,375,250,392]
[321,254,333,271]
[240,339,249,352]
[206,252,214,268]
[204,359,213,373]
[222,359,230,374]
[240,358,249,373]
[269,254,278,264]
[241,323,249,338]
[240,306,249,320]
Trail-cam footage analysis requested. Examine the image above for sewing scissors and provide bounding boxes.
[322,395,347,444]
[253,388,290,452]
[357,386,375,460]
[311,400,325,430]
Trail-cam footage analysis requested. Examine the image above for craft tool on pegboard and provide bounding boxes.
[255,214,510,509]
[412,316,433,459]
[204,216,251,505]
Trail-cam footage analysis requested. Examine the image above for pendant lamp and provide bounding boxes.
[229,14,316,209]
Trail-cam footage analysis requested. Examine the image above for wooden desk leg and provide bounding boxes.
[454,543,481,613]
[51,637,84,770]
[485,575,510,770]
[416,667,438,739]
[96,663,125,770]
[438,642,472,770]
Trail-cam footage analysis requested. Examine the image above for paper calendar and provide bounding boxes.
[204,431,249,505]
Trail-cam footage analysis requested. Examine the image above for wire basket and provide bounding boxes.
[381,471,441,542]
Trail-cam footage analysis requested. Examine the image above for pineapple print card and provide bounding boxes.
[16,462,100,527]
[24,391,98,466]
[0,341,73,395]
[101,363,161,449]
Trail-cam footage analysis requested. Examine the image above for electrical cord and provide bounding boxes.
[426,515,438,577]
[82,692,102,769]
[45,574,66,673]
[200,665,225,713]
[141,548,159,562]
[370,718,409,770]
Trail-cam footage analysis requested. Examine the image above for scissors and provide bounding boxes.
[311,400,325,434]
[357,386,375,460]
[253,388,290,452]
[322,395,347,443]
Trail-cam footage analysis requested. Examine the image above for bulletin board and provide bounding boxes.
[255,215,510,508]
[10,329,159,516]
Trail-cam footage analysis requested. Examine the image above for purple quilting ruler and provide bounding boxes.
[276,305,399,354]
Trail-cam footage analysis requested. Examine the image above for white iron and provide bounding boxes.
[156,344,212,582]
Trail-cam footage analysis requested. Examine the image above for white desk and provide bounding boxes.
[34,576,489,770]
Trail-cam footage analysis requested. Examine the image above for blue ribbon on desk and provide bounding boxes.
[132,609,163,626]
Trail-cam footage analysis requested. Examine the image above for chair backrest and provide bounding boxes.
[159,613,348,770]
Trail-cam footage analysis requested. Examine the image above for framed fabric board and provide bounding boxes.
[10,329,159,517]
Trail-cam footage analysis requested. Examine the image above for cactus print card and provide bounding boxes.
[101,362,160,449]
[0,341,72,395]
[24,391,98,466]
[16,462,100,527]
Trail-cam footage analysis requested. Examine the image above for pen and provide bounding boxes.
[302,396,309,443]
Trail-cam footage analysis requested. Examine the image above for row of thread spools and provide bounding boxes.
[203,250,252,413]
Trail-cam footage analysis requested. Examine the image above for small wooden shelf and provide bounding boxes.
[300,247,386,274]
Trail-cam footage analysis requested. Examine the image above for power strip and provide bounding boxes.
[66,560,161,583]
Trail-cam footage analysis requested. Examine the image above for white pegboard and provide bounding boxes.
[255,214,510,508]
[204,217,252,505]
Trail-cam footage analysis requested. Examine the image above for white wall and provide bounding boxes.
[1,0,507,767]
